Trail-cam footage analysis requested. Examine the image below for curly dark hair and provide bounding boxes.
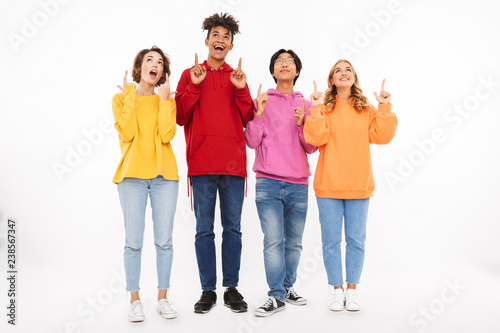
[131,46,171,87]
[202,12,240,43]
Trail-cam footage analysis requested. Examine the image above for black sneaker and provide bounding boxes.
[194,290,217,314]
[285,287,307,305]
[254,297,286,317]
[223,287,248,313]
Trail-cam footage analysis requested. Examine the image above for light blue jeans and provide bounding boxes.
[316,198,370,286]
[255,177,308,301]
[117,176,178,292]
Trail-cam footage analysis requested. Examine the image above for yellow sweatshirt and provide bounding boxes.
[112,85,179,184]
[304,97,397,199]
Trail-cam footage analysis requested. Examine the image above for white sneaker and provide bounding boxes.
[329,288,345,312]
[345,289,360,311]
[128,300,145,322]
[157,298,177,319]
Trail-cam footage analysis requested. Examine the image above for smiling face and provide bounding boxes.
[331,61,356,89]
[272,52,298,83]
[205,25,234,63]
[139,51,164,86]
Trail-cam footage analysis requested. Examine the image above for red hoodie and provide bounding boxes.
[175,61,254,177]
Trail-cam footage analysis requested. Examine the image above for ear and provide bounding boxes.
[228,44,234,51]
[205,39,209,47]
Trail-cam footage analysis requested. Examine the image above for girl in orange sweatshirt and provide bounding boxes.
[304,60,397,312]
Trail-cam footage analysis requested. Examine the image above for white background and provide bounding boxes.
[1,0,500,332]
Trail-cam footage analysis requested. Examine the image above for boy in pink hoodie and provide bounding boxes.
[245,49,317,317]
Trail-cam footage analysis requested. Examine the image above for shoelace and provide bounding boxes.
[287,288,299,298]
[346,291,357,303]
[261,297,276,310]
[158,299,174,312]
[131,302,143,315]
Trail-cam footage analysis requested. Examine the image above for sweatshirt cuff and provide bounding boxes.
[250,113,264,127]
[378,103,392,113]
[188,82,202,93]
[309,107,322,117]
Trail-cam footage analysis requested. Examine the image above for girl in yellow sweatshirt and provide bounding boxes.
[304,60,397,312]
[112,46,179,321]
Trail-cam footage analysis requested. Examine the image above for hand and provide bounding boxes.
[310,81,324,108]
[230,58,247,89]
[294,98,306,127]
[190,53,207,85]
[374,79,391,104]
[117,71,135,91]
[158,74,177,101]
[255,84,268,117]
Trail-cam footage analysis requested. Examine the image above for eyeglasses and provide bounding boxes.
[275,57,295,64]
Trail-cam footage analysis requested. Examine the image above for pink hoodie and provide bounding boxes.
[245,89,317,185]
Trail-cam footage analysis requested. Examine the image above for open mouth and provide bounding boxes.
[149,70,158,79]
[214,45,225,51]
[340,78,349,81]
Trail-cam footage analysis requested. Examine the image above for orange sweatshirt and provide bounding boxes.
[304,97,397,199]
[112,85,179,184]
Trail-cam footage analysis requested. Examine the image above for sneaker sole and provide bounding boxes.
[285,299,307,306]
[224,303,248,313]
[194,303,216,314]
[158,312,178,319]
[128,315,145,322]
[254,306,286,317]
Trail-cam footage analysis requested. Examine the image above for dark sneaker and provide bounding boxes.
[194,290,217,314]
[285,287,307,305]
[254,297,286,317]
[223,287,248,313]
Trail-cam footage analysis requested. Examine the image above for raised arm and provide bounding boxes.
[245,84,268,148]
[175,54,205,126]
[158,74,177,144]
[113,72,137,142]
[304,81,328,147]
[369,79,397,144]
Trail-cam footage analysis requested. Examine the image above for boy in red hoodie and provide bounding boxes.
[175,13,253,314]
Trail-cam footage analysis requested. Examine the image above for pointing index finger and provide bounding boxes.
[381,79,386,91]
[258,83,262,96]
[302,98,305,111]
[238,58,242,69]
[195,53,199,66]
[313,81,318,93]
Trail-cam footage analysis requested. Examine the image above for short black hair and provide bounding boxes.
[202,12,240,43]
[269,49,302,85]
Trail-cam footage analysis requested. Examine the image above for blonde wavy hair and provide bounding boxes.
[324,59,370,112]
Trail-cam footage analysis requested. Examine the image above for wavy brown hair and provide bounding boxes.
[324,59,370,112]
[131,46,171,87]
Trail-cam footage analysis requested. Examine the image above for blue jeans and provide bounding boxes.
[255,177,308,301]
[191,175,245,290]
[316,198,370,286]
[117,176,178,292]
